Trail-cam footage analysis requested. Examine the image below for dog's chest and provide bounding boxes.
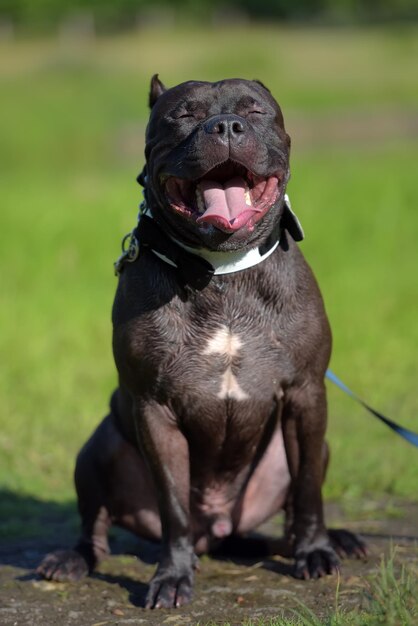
[188,323,279,402]
[148,286,291,406]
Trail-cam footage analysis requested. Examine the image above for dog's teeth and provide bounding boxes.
[196,188,206,214]
[244,190,252,206]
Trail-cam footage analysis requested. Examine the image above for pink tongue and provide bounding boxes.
[197,176,260,230]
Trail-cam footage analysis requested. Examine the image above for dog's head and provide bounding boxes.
[139,75,291,252]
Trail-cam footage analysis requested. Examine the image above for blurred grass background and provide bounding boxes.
[0,14,417,522]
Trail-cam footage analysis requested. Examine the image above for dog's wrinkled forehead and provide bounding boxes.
[146,78,285,136]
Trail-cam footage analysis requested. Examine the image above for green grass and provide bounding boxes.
[202,550,418,625]
[290,556,418,625]
[1,25,418,509]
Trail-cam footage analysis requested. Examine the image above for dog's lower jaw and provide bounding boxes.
[148,194,286,254]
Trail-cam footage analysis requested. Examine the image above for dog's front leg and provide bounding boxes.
[135,400,194,609]
[282,378,340,579]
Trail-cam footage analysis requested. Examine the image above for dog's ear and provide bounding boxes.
[149,74,166,108]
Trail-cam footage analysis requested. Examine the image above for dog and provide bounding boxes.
[37,76,366,609]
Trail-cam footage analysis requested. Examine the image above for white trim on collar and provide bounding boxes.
[167,237,279,275]
[142,195,291,276]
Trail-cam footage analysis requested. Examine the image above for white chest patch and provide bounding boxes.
[203,326,243,357]
[217,368,249,400]
[203,326,249,401]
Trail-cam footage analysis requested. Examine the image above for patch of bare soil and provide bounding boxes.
[0,502,417,626]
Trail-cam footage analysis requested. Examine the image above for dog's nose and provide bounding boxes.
[203,115,245,140]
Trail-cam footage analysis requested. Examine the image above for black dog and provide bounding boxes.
[38,76,365,609]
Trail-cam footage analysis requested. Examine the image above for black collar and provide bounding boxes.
[114,197,304,290]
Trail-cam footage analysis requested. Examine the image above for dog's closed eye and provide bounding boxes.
[172,102,208,121]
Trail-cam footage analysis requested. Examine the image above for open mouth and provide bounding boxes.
[164,161,281,233]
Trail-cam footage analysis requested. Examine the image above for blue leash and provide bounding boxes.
[326,369,418,448]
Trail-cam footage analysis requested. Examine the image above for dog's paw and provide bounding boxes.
[294,545,340,580]
[328,528,368,559]
[145,567,194,609]
[36,549,90,582]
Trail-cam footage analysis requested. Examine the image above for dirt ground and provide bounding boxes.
[0,501,417,626]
